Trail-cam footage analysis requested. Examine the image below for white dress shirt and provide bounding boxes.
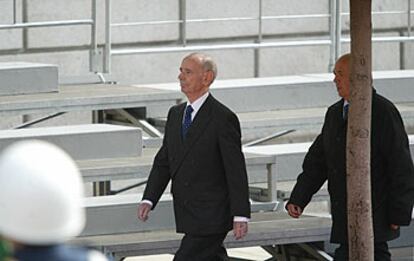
[184,91,209,122]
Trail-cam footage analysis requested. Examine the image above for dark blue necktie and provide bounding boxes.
[182,105,193,139]
[343,104,349,120]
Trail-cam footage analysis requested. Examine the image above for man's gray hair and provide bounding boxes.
[184,52,218,81]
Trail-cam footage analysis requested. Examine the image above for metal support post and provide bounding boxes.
[335,0,342,59]
[408,0,412,37]
[179,0,187,46]
[297,243,334,260]
[92,110,111,196]
[254,0,263,78]
[90,0,101,73]
[329,0,336,71]
[13,0,17,24]
[104,0,112,73]
[329,0,341,71]
[22,0,28,51]
[267,163,277,203]
[93,181,111,197]
[400,31,406,69]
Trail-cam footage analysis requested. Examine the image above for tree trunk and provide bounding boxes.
[347,0,374,260]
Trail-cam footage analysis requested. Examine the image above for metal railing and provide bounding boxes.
[0,0,413,77]
[103,0,414,75]
[103,0,338,75]
[0,0,99,72]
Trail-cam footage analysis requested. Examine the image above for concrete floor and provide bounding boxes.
[123,246,414,261]
[124,247,272,261]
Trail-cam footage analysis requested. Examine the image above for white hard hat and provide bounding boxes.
[0,140,85,245]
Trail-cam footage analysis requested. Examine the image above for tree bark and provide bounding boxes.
[347,0,374,260]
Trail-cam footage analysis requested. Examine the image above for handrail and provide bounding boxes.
[0,20,93,30]
[111,20,183,27]
[343,36,414,43]
[0,0,99,73]
[264,14,331,20]
[110,14,331,28]
[342,10,412,16]
[0,0,412,76]
[104,0,337,73]
[104,0,414,75]
[111,40,332,55]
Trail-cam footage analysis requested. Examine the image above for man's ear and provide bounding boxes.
[203,70,214,86]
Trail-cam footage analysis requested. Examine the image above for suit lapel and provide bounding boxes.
[171,95,214,177]
[339,99,347,128]
[173,103,186,147]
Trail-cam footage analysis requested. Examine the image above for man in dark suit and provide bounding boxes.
[137,53,251,261]
[286,53,414,260]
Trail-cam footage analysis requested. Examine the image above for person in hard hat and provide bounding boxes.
[0,140,108,261]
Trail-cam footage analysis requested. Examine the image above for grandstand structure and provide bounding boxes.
[0,0,413,260]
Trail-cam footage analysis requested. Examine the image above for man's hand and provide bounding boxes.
[137,202,152,222]
[286,203,303,218]
[390,224,399,230]
[233,221,248,240]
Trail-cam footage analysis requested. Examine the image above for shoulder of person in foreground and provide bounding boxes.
[88,249,109,261]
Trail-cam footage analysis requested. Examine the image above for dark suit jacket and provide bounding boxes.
[143,94,251,235]
[287,90,414,243]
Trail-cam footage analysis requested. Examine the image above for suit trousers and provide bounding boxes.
[333,242,391,261]
[173,233,228,261]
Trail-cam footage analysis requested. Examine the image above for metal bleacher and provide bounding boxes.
[73,137,414,260]
[146,70,414,143]
[76,211,332,261]
[1,61,414,260]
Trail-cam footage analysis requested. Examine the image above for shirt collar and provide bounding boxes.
[186,92,209,117]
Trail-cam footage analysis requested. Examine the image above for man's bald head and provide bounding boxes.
[183,53,218,82]
[333,53,351,101]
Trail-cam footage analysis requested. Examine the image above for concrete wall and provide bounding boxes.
[0,0,412,84]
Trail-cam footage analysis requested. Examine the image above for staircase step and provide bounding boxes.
[0,62,58,96]
[144,70,414,113]
[0,124,142,160]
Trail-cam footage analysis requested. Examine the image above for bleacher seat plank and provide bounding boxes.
[0,84,182,118]
[76,212,331,260]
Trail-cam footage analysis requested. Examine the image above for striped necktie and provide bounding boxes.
[182,105,193,139]
[343,103,349,120]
